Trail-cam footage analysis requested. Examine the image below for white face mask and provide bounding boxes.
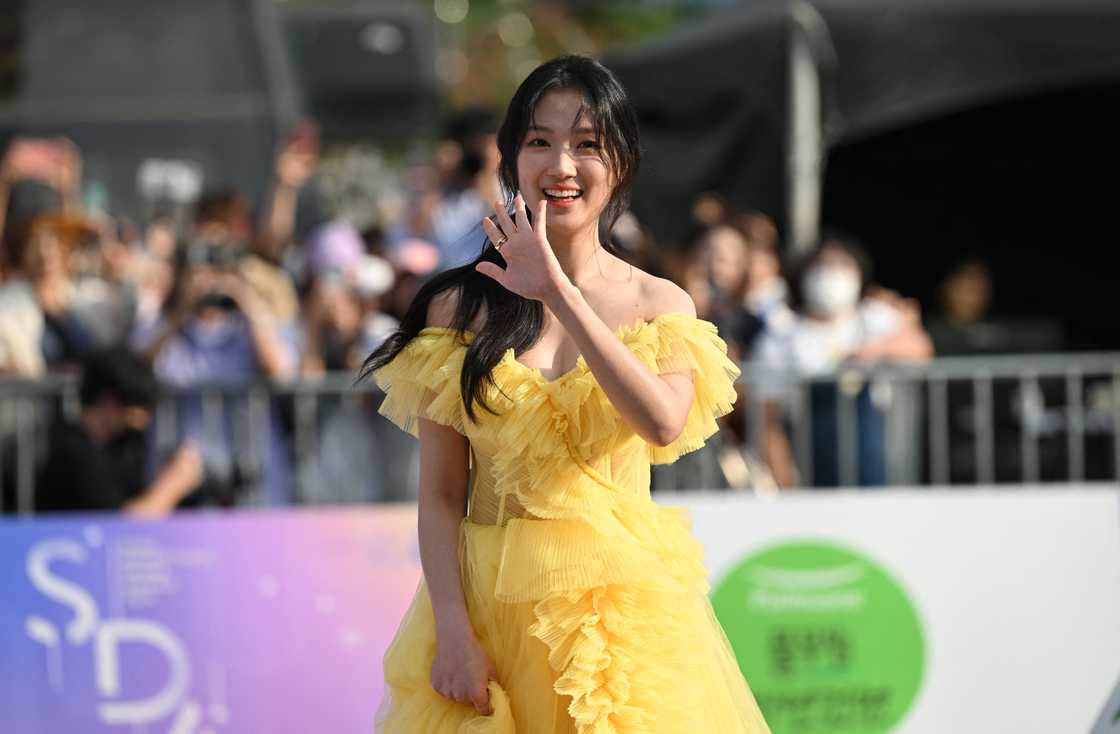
[802,267,860,314]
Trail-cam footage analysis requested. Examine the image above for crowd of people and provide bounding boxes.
[1,109,992,514]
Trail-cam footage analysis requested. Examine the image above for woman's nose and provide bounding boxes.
[546,146,577,178]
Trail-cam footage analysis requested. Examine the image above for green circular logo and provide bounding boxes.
[711,540,925,734]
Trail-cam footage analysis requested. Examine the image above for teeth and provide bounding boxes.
[544,189,580,198]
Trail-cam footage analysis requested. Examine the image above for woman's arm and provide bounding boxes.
[417,417,497,714]
[476,195,695,446]
[417,290,496,714]
[546,278,697,446]
[417,416,472,636]
[420,290,474,636]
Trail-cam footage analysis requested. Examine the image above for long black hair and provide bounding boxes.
[359,55,642,421]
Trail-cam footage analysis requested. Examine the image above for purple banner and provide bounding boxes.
[0,507,422,734]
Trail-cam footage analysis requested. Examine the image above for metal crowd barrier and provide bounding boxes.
[742,353,1120,488]
[2,352,1118,514]
[0,374,420,515]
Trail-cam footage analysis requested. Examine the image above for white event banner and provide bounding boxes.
[655,486,1120,734]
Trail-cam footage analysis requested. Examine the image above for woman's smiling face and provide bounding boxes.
[516,88,614,238]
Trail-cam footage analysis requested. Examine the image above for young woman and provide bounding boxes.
[364,55,772,734]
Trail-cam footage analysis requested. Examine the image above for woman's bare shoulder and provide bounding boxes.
[635,268,697,320]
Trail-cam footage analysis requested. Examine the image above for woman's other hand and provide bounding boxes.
[431,627,498,715]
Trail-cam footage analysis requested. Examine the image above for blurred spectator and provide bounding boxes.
[138,236,295,377]
[691,191,728,229]
[677,209,788,493]
[927,256,1064,354]
[36,350,202,515]
[134,230,298,506]
[258,120,329,266]
[66,214,143,350]
[194,187,254,247]
[298,247,401,502]
[740,211,794,343]
[754,235,933,488]
[693,215,791,353]
[192,187,299,325]
[352,255,400,353]
[0,178,100,376]
[0,136,82,241]
[132,217,179,331]
[685,222,762,361]
[301,249,397,378]
[682,206,791,364]
[927,257,994,355]
[388,107,500,269]
[383,237,440,322]
[300,219,397,376]
[304,219,364,285]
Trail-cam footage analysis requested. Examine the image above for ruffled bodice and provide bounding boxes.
[374,312,739,521]
[373,313,764,734]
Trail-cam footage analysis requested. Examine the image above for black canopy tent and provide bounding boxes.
[0,0,301,222]
[0,0,437,225]
[606,0,1120,348]
[604,3,794,249]
[815,0,1120,142]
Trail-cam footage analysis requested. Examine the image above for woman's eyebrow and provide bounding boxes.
[527,124,597,134]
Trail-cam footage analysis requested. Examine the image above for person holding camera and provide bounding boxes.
[134,235,298,506]
[138,238,294,379]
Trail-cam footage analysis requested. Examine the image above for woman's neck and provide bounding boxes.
[549,222,605,286]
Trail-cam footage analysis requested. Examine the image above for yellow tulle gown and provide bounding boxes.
[372,313,772,734]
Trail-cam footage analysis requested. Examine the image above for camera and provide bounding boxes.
[183,239,245,271]
[195,290,239,312]
[180,238,246,311]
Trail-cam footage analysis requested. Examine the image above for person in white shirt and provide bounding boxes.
[753,236,933,488]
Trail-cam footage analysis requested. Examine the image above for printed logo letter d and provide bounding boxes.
[95,619,191,725]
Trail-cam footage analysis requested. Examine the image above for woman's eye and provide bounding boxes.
[525,138,548,147]
[578,140,600,149]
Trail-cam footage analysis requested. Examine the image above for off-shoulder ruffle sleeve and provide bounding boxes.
[372,327,468,437]
[631,313,741,464]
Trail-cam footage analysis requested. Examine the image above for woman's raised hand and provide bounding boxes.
[476,193,570,303]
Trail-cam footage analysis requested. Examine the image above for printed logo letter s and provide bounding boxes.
[26,540,99,645]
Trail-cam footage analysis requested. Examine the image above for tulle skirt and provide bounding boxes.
[374,518,771,733]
